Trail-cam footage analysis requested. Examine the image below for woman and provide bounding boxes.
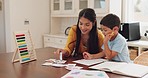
[55,8,104,60]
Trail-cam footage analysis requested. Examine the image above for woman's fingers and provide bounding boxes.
[83,52,87,59]
[54,49,63,55]
[83,52,89,59]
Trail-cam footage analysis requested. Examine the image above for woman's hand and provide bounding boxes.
[83,52,93,60]
[54,49,64,54]
[54,49,68,57]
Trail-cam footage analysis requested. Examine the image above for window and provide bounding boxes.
[134,0,148,22]
[133,0,148,36]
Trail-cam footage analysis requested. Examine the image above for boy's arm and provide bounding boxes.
[104,42,118,60]
[103,33,118,60]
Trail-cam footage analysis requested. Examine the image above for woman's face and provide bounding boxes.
[79,17,93,35]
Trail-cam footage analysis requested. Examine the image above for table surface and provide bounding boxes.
[127,40,148,47]
[0,47,134,78]
[127,40,148,55]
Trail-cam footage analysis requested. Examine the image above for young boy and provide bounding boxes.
[100,14,131,63]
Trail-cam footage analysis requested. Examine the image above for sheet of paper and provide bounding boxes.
[61,69,109,78]
[73,58,107,66]
[42,58,67,67]
[42,62,67,67]
[45,59,66,64]
[65,65,83,70]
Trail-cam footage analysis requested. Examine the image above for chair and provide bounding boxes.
[133,51,148,66]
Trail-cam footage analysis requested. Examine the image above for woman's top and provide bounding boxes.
[64,25,104,56]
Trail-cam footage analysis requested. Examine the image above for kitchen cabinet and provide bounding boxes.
[44,0,122,48]
[51,0,121,17]
[44,34,67,48]
[51,0,75,17]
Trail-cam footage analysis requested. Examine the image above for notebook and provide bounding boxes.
[89,62,148,78]
[73,58,107,66]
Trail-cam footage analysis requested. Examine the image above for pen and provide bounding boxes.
[60,52,62,60]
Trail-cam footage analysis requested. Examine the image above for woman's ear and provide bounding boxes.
[93,20,97,26]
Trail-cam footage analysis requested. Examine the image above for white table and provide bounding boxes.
[127,40,148,56]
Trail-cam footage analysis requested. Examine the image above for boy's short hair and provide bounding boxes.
[100,14,121,29]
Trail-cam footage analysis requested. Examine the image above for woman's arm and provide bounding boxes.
[83,51,105,59]
[64,25,77,57]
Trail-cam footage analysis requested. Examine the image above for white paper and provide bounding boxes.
[45,59,66,64]
[73,58,107,66]
[61,69,109,78]
[65,65,83,70]
[42,58,67,67]
[42,62,67,67]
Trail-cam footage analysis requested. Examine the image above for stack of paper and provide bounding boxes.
[61,69,109,78]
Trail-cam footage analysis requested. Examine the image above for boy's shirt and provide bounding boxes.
[102,33,131,63]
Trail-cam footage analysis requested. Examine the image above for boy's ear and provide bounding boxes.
[113,26,119,31]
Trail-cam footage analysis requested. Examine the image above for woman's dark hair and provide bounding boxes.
[74,8,100,57]
[100,13,121,29]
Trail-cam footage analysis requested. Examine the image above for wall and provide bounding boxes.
[4,0,50,52]
[121,0,134,22]
[0,0,6,53]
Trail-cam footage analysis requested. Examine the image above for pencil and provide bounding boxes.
[60,52,62,60]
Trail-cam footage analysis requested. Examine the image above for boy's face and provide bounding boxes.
[100,25,114,37]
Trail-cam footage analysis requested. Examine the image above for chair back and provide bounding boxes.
[133,51,148,66]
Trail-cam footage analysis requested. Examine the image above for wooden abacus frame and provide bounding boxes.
[12,30,37,63]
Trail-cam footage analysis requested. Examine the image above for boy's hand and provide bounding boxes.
[104,32,114,44]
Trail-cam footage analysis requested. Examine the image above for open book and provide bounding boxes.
[89,62,148,78]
